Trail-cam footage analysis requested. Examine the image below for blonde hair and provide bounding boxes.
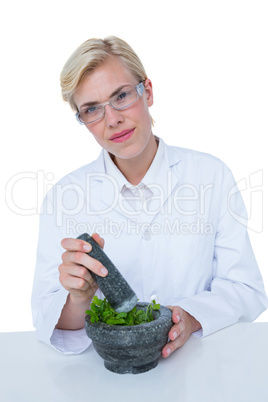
[60,36,149,112]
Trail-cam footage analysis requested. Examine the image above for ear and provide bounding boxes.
[144,79,153,107]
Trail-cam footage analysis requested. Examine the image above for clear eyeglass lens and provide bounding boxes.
[78,85,140,124]
[110,88,137,109]
[79,105,103,124]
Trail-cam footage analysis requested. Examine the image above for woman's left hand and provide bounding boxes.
[162,306,201,358]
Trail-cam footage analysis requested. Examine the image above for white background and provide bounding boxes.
[1,0,267,332]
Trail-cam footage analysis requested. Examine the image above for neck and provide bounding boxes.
[111,134,158,186]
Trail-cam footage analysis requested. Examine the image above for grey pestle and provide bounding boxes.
[77,233,138,312]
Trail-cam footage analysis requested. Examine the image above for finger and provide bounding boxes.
[162,334,187,358]
[59,263,96,287]
[62,250,108,277]
[61,238,92,253]
[168,321,185,341]
[60,272,92,292]
[91,232,105,249]
[162,322,188,358]
[166,305,183,324]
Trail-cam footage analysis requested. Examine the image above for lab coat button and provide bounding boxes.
[142,226,152,240]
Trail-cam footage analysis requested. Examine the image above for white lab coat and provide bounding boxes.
[31,138,268,353]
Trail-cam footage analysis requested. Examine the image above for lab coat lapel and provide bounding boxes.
[143,142,182,223]
[87,151,126,217]
[85,151,119,215]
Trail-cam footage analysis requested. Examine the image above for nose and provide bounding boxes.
[104,104,124,127]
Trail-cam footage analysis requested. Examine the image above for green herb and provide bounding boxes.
[86,296,160,326]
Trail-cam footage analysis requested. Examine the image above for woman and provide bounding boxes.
[31,36,267,357]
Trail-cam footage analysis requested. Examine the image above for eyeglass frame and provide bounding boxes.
[75,81,145,125]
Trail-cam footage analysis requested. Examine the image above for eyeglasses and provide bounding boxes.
[76,82,145,125]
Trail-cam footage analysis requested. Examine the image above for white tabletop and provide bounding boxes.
[0,322,267,402]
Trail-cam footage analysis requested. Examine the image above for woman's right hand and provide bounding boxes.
[59,233,108,304]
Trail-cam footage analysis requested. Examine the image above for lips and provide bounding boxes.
[109,128,135,143]
[110,129,134,140]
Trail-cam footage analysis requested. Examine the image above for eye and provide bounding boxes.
[80,105,102,120]
[84,106,98,114]
[116,90,131,102]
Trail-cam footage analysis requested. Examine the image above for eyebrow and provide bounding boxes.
[79,85,129,110]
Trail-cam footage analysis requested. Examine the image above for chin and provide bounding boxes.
[114,144,146,160]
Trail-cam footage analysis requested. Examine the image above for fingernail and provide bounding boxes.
[173,331,178,340]
[176,315,181,323]
[101,267,108,276]
[166,348,171,356]
[83,244,91,252]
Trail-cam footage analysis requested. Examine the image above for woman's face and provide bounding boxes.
[73,56,154,162]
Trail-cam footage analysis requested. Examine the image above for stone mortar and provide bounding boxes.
[85,302,173,374]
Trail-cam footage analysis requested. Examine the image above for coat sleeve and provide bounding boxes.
[177,164,268,337]
[31,189,92,354]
